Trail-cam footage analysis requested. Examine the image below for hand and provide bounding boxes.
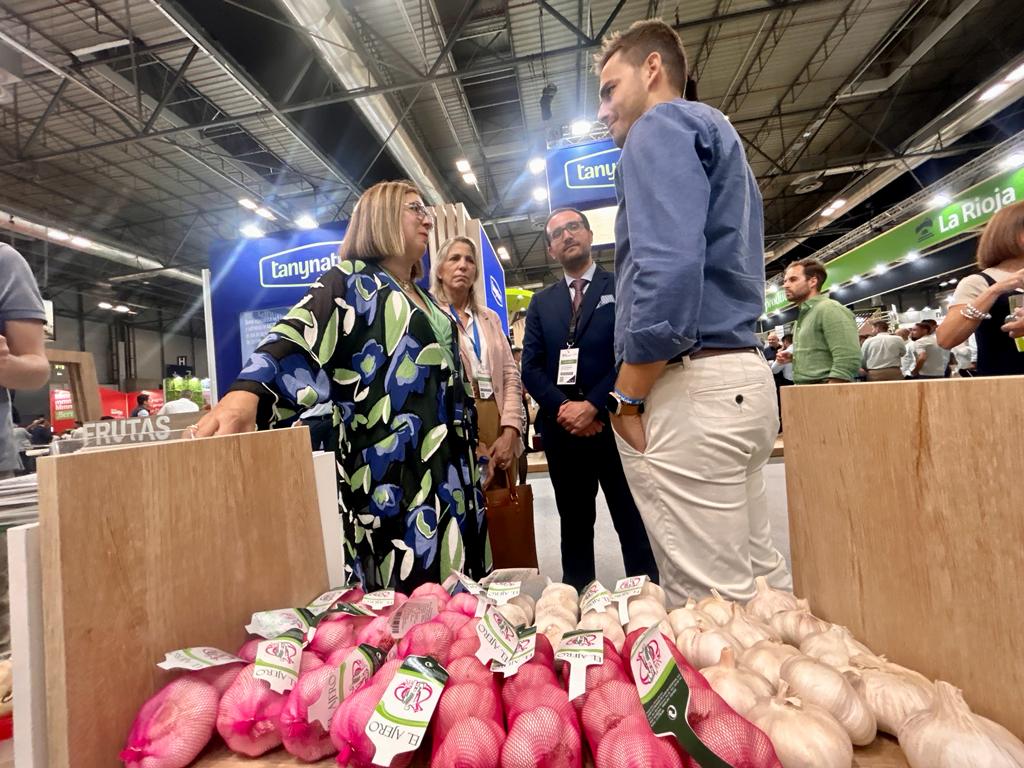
[989,269,1024,296]
[610,413,646,453]
[776,349,793,364]
[489,427,518,472]
[575,420,604,438]
[557,400,597,434]
[192,391,260,437]
[0,334,9,368]
[1002,307,1024,339]
[476,445,496,488]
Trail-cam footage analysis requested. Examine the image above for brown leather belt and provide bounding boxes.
[668,347,758,364]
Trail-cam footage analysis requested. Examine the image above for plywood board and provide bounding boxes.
[9,523,47,768]
[782,377,1024,738]
[38,429,330,768]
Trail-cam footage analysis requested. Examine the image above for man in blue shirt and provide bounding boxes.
[595,19,790,602]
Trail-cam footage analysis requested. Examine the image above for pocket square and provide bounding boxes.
[598,294,615,307]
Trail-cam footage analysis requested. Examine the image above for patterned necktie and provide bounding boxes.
[571,278,586,314]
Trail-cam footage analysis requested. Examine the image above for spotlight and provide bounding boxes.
[849,274,862,284]
[98,301,112,310]
[238,198,258,210]
[70,236,92,248]
[455,159,471,173]
[113,305,131,313]
[528,157,546,175]
[1000,152,1024,170]
[295,214,318,230]
[462,172,478,185]
[905,250,921,261]
[532,187,548,202]
[254,207,276,221]
[49,229,70,241]
[240,223,265,239]
[497,246,510,261]
[570,119,591,137]
[873,264,888,276]
[930,193,951,208]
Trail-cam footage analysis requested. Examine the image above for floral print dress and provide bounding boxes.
[231,258,491,591]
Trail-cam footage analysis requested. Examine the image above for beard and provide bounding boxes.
[561,248,590,272]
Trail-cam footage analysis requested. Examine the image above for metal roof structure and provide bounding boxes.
[0,0,1023,334]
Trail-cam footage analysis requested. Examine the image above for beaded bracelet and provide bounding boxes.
[961,304,991,321]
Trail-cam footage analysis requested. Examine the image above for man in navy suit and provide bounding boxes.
[521,208,659,590]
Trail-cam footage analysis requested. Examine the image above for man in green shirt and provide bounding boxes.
[783,258,861,384]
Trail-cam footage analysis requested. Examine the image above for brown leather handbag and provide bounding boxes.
[484,468,539,569]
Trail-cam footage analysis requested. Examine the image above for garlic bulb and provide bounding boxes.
[668,598,714,637]
[626,615,673,640]
[536,592,579,619]
[627,596,667,621]
[542,582,578,604]
[496,603,528,627]
[697,589,736,625]
[535,597,578,626]
[744,576,799,622]
[746,683,853,768]
[577,609,626,652]
[508,593,535,623]
[845,656,934,735]
[675,621,742,670]
[724,603,781,648]
[537,615,574,649]
[698,647,773,716]
[739,640,802,688]
[898,682,1024,768]
[780,654,877,746]
[799,625,855,668]
[769,600,830,645]
[639,580,667,606]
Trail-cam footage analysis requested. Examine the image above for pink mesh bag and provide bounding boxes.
[434,610,474,636]
[501,705,582,768]
[120,675,221,768]
[434,681,503,741]
[446,591,480,617]
[457,616,481,639]
[330,659,413,768]
[308,618,363,659]
[501,664,558,713]
[409,582,452,608]
[395,620,454,665]
[326,644,357,667]
[504,683,577,732]
[580,679,646,754]
[621,629,782,768]
[354,615,397,653]
[448,634,482,660]
[215,652,323,757]
[279,664,343,762]
[445,656,496,688]
[594,714,685,768]
[433,717,506,768]
[236,639,261,662]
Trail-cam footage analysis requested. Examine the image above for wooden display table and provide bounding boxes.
[782,376,1024,738]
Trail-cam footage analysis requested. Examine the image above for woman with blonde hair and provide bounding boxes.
[196,180,491,589]
[432,236,523,483]
[937,200,1024,375]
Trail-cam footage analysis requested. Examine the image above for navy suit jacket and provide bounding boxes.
[521,266,618,426]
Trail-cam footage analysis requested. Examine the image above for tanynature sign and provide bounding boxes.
[546,138,621,210]
[765,165,1024,314]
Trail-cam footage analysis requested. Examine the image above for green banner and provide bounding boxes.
[765,165,1024,314]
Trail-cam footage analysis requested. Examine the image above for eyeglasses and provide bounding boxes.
[548,219,586,242]
[405,201,434,221]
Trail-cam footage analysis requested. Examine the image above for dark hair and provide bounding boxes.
[544,208,591,245]
[788,258,828,292]
[872,320,890,332]
[976,199,1024,269]
[136,393,149,405]
[594,19,688,98]
[782,333,794,344]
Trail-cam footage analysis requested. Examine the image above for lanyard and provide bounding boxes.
[450,305,482,362]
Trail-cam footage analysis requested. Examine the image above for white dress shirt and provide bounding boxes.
[563,261,598,305]
[861,333,907,370]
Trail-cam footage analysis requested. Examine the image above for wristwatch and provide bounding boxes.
[606,390,645,416]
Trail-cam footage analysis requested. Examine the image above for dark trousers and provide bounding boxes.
[541,414,659,590]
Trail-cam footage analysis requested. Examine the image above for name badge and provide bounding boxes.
[557,348,580,385]
[477,372,494,400]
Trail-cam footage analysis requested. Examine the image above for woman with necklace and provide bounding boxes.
[432,236,524,483]
[195,180,491,590]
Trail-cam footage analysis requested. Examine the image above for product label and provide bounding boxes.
[490,626,538,677]
[580,580,613,615]
[474,604,519,666]
[253,629,305,694]
[308,644,385,729]
[629,625,735,768]
[362,590,396,610]
[486,581,522,606]
[613,575,648,625]
[246,607,316,641]
[482,567,540,584]
[366,655,449,767]
[324,602,377,619]
[157,646,245,671]
[454,570,484,596]
[388,597,440,639]
[307,587,358,616]
[555,629,604,701]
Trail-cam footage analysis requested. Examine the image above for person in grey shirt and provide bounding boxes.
[860,320,908,381]
[911,321,949,379]
[594,19,790,603]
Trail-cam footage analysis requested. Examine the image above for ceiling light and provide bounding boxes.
[294,214,318,230]
[70,39,132,58]
[570,119,591,137]
[254,207,276,221]
[455,159,472,173]
[97,301,112,310]
[532,187,548,202]
[1006,62,1024,84]
[238,197,258,210]
[849,274,862,284]
[833,199,847,208]
[496,246,510,261]
[1000,152,1024,170]
[930,193,951,207]
[528,157,546,175]
[70,236,92,248]
[240,223,265,239]
[802,131,812,138]
[113,304,131,313]
[462,172,477,185]
[905,250,921,261]
[949,278,957,284]
[873,264,888,276]
[980,82,1010,102]
[49,228,70,241]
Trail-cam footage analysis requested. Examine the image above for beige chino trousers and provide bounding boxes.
[613,352,792,604]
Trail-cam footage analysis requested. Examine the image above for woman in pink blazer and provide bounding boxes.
[432,236,524,482]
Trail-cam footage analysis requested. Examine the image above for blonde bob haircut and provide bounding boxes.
[431,236,482,312]
[976,199,1024,270]
[338,179,425,279]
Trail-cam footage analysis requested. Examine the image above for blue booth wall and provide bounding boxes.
[545,138,620,210]
[478,225,509,334]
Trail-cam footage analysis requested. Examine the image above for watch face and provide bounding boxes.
[605,393,620,414]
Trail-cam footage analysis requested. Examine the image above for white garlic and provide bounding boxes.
[800,625,856,668]
[675,620,743,670]
[739,640,802,688]
[667,598,715,637]
[699,647,773,716]
[746,682,853,768]
[639,580,667,606]
[535,596,578,625]
[626,614,673,641]
[724,603,781,648]
[577,609,626,652]
[542,582,578,604]
[508,593,535,623]
[769,600,830,645]
[898,681,1024,768]
[744,575,799,622]
[845,656,934,736]
[627,597,667,621]
[496,603,528,627]
[697,589,736,625]
[537,615,575,649]
[780,654,877,746]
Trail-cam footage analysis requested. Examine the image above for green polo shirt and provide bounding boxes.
[792,294,861,384]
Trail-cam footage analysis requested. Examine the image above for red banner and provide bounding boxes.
[49,388,76,434]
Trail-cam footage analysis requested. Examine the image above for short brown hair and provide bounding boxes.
[339,179,425,279]
[872,319,890,332]
[594,19,688,97]
[976,199,1024,269]
[788,258,828,292]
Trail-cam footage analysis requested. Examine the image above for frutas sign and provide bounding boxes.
[765,166,1024,315]
[546,138,621,209]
